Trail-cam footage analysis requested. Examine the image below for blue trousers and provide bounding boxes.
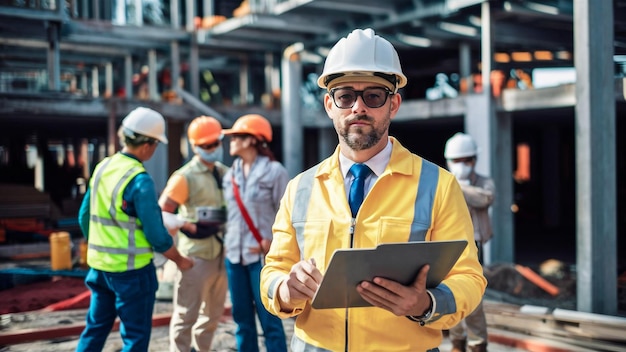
[76,263,158,352]
[225,259,287,352]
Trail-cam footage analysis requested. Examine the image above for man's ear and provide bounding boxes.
[323,93,333,118]
[390,93,402,116]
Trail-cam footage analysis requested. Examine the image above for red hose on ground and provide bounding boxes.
[40,290,91,312]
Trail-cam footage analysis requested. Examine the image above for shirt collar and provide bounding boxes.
[339,138,392,178]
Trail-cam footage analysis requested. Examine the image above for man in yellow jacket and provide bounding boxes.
[260,28,487,352]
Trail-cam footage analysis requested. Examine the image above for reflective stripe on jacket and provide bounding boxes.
[87,153,153,272]
[261,137,487,351]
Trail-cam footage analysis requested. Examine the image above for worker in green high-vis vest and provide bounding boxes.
[76,107,194,352]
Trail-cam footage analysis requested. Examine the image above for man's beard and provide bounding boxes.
[339,115,387,151]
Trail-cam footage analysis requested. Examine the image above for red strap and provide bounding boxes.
[232,173,264,246]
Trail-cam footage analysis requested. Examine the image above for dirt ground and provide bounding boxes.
[0,262,608,352]
[0,277,89,315]
[0,261,583,315]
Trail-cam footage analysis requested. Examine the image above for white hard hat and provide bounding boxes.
[317,28,407,93]
[121,107,168,144]
[444,133,478,159]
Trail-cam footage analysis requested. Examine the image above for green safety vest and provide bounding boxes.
[87,153,153,272]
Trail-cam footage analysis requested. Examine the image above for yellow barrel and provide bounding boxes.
[79,240,89,268]
[50,231,72,271]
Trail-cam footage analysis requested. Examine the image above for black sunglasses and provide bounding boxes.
[197,140,220,150]
[228,134,252,140]
[330,87,393,109]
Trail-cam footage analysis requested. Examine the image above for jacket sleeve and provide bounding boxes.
[130,173,174,253]
[460,175,495,209]
[260,175,306,318]
[426,171,488,329]
[78,188,91,239]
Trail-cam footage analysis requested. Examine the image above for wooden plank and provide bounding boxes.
[485,301,626,344]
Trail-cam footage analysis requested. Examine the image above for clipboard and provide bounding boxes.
[311,240,468,309]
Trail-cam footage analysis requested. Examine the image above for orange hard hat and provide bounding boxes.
[187,116,223,146]
[223,114,273,142]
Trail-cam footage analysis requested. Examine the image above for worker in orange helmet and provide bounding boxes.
[159,115,229,352]
[222,114,289,352]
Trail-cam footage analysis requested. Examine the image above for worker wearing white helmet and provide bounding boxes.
[317,27,408,94]
[444,132,495,352]
[260,28,486,351]
[76,107,193,351]
[119,106,169,145]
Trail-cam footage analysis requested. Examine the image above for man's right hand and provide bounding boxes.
[176,255,194,271]
[161,245,194,271]
[278,258,322,312]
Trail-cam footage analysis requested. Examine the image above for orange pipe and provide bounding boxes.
[0,313,171,346]
[515,265,560,296]
[40,290,91,312]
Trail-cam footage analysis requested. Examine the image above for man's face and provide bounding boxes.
[141,140,159,161]
[324,82,401,152]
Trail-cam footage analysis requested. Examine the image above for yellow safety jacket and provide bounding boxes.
[87,153,153,272]
[261,138,487,351]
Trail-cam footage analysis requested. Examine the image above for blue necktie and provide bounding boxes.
[348,163,372,218]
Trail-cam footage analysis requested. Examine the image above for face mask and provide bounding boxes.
[447,161,473,180]
[195,145,223,163]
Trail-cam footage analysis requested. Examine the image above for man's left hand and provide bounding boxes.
[356,264,432,317]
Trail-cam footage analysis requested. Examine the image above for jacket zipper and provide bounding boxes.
[345,217,357,351]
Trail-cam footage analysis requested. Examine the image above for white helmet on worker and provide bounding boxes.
[444,132,478,160]
[317,28,408,93]
[121,107,168,144]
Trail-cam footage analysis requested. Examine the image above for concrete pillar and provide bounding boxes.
[113,0,126,25]
[281,44,304,178]
[170,0,180,29]
[185,0,196,32]
[465,2,514,265]
[46,22,60,91]
[203,0,214,17]
[189,36,200,97]
[148,49,159,101]
[574,0,617,315]
[459,42,472,93]
[81,72,88,94]
[91,66,99,97]
[105,62,113,98]
[133,0,143,25]
[124,55,133,99]
[171,41,180,94]
[107,102,117,156]
[239,57,250,105]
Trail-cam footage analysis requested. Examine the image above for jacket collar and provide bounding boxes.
[317,137,416,180]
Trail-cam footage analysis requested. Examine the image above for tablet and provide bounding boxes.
[311,240,468,309]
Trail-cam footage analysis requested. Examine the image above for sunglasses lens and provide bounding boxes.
[331,88,390,109]
[362,88,388,108]
[332,89,356,108]
[199,141,219,149]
